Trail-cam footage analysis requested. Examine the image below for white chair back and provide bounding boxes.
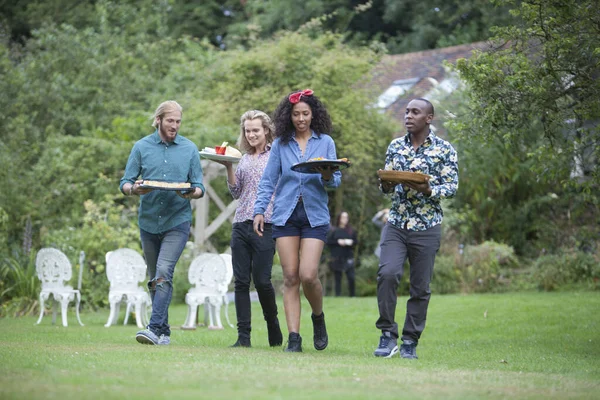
[106,248,147,291]
[36,248,73,290]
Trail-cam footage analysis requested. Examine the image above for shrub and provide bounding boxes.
[531,251,600,291]
[431,255,461,294]
[0,251,40,317]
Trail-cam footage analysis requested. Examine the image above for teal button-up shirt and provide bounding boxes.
[120,130,205,234]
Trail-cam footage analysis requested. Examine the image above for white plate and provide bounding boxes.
[199,151,241,163]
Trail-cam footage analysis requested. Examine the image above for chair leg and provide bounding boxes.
[142,299,150,327]
[203,302,210,327]
[36,293,45,325]
[105,301,118,327]
[59,297,69,327]
[207,302,216,329]
[213,303,223,330]
[182,304,198,330]
[123,302,132,326]
[52,297,58,325]
[113,302,122,325]
[74,292,84,326]
[223,296,234,328]
[134,302,144,329]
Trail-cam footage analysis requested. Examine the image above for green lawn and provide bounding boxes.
[1,292,599,399]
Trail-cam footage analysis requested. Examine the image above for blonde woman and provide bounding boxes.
[216,110,282,348]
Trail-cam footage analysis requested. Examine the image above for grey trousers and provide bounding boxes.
[375,222,441,343]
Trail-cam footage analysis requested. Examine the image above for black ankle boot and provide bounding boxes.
[267,319,283,347]
[311,312,328,351]
[284,332,302,352]
[230,335,251,348]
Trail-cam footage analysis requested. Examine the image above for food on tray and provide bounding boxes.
[204,141,242,158]
[377,170,432,184]
[224,146,242,158]
[307,157,350,163]
[142,180,191,189]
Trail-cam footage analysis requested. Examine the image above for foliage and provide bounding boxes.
[443,0,600,256]
[225,0,517,54]
[0,251,39,317]
[2,0,519,54]
[531,251,600,292]
[452,0,600,190]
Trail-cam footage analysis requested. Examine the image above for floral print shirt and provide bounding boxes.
[381,131,458,231]
[228,146,274,224]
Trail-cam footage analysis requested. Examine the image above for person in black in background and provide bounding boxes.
[326,211,357,297]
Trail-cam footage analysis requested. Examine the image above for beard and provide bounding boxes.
[158,121,178,142]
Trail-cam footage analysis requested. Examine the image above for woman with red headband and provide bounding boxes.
[253,89,341,352]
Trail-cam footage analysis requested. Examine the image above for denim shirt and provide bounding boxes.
[254,131,341,227]
[120,130,205,234]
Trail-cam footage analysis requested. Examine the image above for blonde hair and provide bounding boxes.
[151,100,183,128]
[237,110,275,154]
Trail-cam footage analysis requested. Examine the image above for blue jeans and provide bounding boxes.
[140,221,190,337]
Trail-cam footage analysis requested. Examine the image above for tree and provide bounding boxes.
[447,0,600,253]
[224,0,518,53]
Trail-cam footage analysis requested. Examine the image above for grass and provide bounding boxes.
[1,292,599,399]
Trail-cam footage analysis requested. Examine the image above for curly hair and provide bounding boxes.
[272,90,333,145]
[237,110,275,154]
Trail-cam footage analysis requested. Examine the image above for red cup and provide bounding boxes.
[215,146,226,155]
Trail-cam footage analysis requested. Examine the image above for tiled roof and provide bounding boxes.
[372,41,493,136]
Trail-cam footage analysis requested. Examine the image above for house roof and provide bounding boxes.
[372,41,493,136]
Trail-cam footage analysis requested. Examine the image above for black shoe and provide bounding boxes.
[267,320,283,347]
[373,332,399,358]
[284,332,302,352]
[399,339,418,359]
[230,336,251,348]
[311,312,328,350]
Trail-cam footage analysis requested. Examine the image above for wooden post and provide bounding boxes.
[192,160,238,255]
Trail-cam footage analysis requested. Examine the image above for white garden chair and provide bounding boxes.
[35,248,84,327]
[104,249,151,329]
[181,253,233,330]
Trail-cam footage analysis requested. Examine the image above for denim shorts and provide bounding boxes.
[272,200,329,242]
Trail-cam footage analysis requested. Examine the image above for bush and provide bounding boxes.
[0,251,40,317]
[354,254,411,297]
[531,251,600,291]
[431,255,461,294]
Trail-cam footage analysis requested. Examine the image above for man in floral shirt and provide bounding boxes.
[373,98,458,359]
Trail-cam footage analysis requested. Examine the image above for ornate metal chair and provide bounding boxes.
[35,248,84,327]
[104,249,151,329]
[181,253,233,330]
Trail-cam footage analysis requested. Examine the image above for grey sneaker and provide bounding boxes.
[373,332,399,358]
[136,328,159,345]
[400,339,418,359]
[158,335,170,345]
